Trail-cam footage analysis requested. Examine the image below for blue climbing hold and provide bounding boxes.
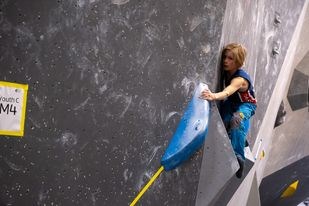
[161,83,210,171]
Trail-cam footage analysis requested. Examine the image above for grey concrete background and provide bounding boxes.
[220,0,305,146]
[256,2,309,206]
[195,103,239,206]
[0,0,226,205]
[287,69,308,111]
[246,172,261,206]
[209,0,307,205]
[262,0,309,185]
[0,0,307,205]
[264,70,309,177]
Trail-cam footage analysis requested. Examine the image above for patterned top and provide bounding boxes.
[225,69,257,104]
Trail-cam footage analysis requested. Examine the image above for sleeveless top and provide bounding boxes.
[225,69,257,104]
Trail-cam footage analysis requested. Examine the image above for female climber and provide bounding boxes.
[200,43,257,178]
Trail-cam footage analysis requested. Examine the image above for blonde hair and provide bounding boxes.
[222,43,247,68]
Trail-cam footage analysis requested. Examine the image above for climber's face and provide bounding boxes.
[223,50,238,73]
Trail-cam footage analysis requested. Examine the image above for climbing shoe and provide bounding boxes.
[236,155,245,178]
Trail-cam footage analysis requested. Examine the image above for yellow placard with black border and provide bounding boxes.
[0,81,28,137]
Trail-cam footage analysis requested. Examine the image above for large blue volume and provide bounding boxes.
[161,83,210,171]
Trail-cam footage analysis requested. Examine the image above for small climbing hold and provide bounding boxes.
[259,150,265,160]
[281,180,299,198]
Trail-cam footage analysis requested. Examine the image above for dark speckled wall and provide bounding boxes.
[0,0,225,205]
[1,0,306,205]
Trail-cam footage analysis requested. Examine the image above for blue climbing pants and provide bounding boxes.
[220,101,257,160]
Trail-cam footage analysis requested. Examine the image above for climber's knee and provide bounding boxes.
[230,112,244,129]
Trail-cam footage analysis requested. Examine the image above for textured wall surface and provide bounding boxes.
[260,156,309,206]
[197,0,306,205]
[220,0,305,146]
[0,0,306,205]
[195,103,239,206]
[0,0,225,205]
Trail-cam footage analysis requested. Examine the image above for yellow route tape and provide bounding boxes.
[130,166,164,206]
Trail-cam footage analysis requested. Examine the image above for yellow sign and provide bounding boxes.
[0,81,28,137]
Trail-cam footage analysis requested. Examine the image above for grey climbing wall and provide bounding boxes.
[0,0,226,205]
[220,0,305,145]
[287,68,309,111]
[1,0,306,205]
[195,103,239,206]
[260,156,309,206]
[195,0,306,205]
[251,0,305,141]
